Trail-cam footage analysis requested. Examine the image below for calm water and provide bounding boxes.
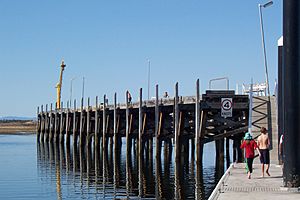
[0,134,230,200]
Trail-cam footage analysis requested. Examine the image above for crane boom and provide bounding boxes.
[56,61,66,109]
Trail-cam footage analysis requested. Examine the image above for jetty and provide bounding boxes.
[37,80,249,164]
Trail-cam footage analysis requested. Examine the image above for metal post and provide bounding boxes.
[283,0,300,187]
[258,1,273,97]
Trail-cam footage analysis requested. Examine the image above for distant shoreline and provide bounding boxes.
[0,120,37,134]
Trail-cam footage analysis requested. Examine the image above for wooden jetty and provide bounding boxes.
[37,80,249,164]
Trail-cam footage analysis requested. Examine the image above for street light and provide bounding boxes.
[70,77,76,108]
[258,1,273,96]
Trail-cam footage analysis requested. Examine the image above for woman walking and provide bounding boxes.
[240,132,261,179]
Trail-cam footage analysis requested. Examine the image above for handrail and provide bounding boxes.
[209,77,229,90]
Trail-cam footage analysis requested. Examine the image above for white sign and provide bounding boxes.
[221,98,233,118]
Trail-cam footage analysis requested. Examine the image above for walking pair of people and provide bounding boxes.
[240,127,270,179]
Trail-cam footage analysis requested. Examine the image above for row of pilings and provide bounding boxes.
[37,80,247,180]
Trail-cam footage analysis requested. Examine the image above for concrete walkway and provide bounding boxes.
[209,163,300,200]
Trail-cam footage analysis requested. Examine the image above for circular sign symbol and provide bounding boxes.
[221,99,232,111]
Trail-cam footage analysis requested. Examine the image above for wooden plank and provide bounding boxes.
[202,126,247,144]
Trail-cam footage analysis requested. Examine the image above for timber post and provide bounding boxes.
[49,103,53,142]
[174,82,180,161]
[195,79,202,164]
[113,93,118,152]
[73,99,77,147]
[103,95,107,150]
[37,106,41,142]
[79,98,84,150]
[44,104,49,143]
[40,105,44,143]
[65,102,70,146]
[95,96,99,152]
[138,88,143,157]
[59,102,64,144]
[54,103,58,143]
[155,84,160,158]
[86,97,91,150]
[126,91,130,154]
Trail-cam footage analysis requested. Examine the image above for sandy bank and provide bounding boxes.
[0,120,37,134]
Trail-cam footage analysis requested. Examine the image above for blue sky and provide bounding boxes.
[0,0,282,117]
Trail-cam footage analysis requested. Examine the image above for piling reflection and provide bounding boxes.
[37,139,224,200]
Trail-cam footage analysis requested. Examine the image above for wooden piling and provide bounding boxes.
[195,79,203,163]
[54,103,58,143]
[95,96,99,152]
[49,104,53,142]
[79,98,84,150]
[139,88,143,157]
[59,102,64,144]
[155,84,160,158]
[44,104,49,143]
[174,82,180,161]
[126,91,130,154]
[40,105,44,143]
[113,93,118,152]
[226,137,230,168]
[73,100,77,147]
[86,97,91,149]
[66,103,70,146]
[37,106,40,142]
[103,95,107,150]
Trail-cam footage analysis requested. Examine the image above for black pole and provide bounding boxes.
[278,37,284,165]
[283,0,300,187]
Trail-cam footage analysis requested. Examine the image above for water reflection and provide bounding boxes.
[37,139,223,200]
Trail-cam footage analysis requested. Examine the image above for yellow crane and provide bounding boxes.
[56,60,66,109]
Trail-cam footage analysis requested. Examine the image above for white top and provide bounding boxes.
[278,36,283,47]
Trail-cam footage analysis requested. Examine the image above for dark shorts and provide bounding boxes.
[259,149,270,164]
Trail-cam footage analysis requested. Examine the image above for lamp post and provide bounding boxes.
[258,1,273,97]
[70,77,76,108]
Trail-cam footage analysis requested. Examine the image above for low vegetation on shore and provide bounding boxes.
[0,120,37,134]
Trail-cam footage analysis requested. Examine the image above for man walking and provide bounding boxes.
[257,127,271,177]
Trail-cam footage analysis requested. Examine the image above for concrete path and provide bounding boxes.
[209,163,300,200]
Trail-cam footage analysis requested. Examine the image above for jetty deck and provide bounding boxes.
[209,163,300,200]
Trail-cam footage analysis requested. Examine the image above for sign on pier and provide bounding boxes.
[221,98,232,118]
